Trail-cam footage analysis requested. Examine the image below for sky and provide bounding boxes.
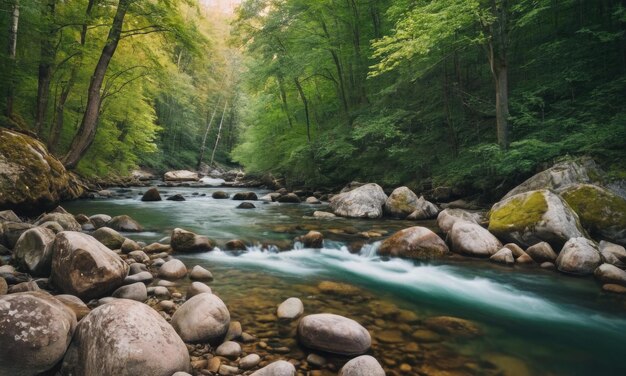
[201,0,243,15]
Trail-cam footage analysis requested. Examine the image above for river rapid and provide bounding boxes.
[63,186,626,376]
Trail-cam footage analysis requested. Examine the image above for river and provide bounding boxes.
[63,186,626,376]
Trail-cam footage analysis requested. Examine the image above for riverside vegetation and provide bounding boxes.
[1,0,626,375]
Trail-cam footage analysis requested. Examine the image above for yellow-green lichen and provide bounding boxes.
[488,190,549,234]
[561,184,626,231]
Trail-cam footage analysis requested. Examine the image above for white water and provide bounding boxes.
[188,244,626,332]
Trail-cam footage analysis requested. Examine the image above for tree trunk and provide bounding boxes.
[5,0,20,118]
[487,0,510,150]
[197,98,220,170]
[48,0,95,153]
[210,101,228,167]
[63,0,130,169]
[493,62,509,149]
[277,75,293,128]
[35,0,56,135]
[294,78,311,143]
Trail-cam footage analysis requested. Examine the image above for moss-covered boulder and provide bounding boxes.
[488,190,584,249]
[0,129,83,215]
[378,226,449,259]
[383,186,420,218]
[560,184,626,246]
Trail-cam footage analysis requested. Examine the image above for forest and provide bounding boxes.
[1,0,625,195]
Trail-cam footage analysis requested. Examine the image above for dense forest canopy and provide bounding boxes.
[1,0,625,195]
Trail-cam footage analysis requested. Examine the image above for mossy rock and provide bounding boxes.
[488,189,584,248]
[561,184,626,246]
[0,128,83,215]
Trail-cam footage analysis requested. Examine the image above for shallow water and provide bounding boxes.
[64,186,626,375]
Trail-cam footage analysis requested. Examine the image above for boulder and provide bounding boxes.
[61,299,190,376]
[237,202,255,209]
[297,230,324,248]
[92,227,125,249]
[378,226,449,260]
[186,281,212,299]
[306,196,321,204]
[35,212,81,231]
[277,193,301,203]
[121,238,141,253]
[158,259,187,280]
[298,313,371,355]
[490,248,514,265]
[526,242,558,263]
[13,227,56,276]
[171,293,230,344]
[171,228,215,253]
[383,186,420,218]
[189,265,213,281]
[107,215,143,232]
[167,194,186,201]
[449,222,502,257]
[212,191,230,199]
[599,241,626,268]
[502,159,601,199]
[54,294,90,321]
[164,170,199,182]
[277,297,304,320]
[594,263,626,286]
[329,183,388,219]
[488,190,584,248]
[250,360,296,376]
[225,239,247,250]
[560,184,626,246]
[339,355,385,376]
[0,128,83,215]
[232,191,258,200]
[3,221,35,248]
[112,282,148,301]
[141,187,162,201]
[406,197,440,220]
[50,231,129,299]
[436,209,483,233]
[556,237,602,275]
[0,291,77,376]
[89,214,112,229]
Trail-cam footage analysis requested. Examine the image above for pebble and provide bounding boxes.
[215,341,242,358]
[239,354,261,370]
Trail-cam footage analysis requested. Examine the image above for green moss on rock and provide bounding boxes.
[489,190,549,234]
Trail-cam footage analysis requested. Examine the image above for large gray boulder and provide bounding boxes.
[339,355,386,376]
[502,159,601,199]
[383,186,420,218]
[35,212,81,231]
[449,221,502,257]
[13,227,56,276]
[329,183,388,219]
[406,197,440,220]
[378,226,448,259]
[556,237,602,275]
[92,227,125,249]
[488,190,585,248]
[0,291,77,376]
[436,209,483,233]
[171,293,230,344]
[61,299,190,376]
[50,231,129,299]
[250,360,296,376]
[298,313,371,355]
[170,228,215,253]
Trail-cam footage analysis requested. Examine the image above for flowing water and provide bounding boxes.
[64,186,626,376]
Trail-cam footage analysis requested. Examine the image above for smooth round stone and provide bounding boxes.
[124,271,153,284]
[277,297,304,320]
[250,360,296,376]
[215,341,241,358]
[157,280,178,287]
[239,354,261,370]
[158,259,187,280]
[298,313,371,356]
[189,265,213,281]
[171,293,230,344]
[339,355,385,376]
[218,365,240,375]
[153,286,171,300]
[111,282,147,302]
[186,281,212,299]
